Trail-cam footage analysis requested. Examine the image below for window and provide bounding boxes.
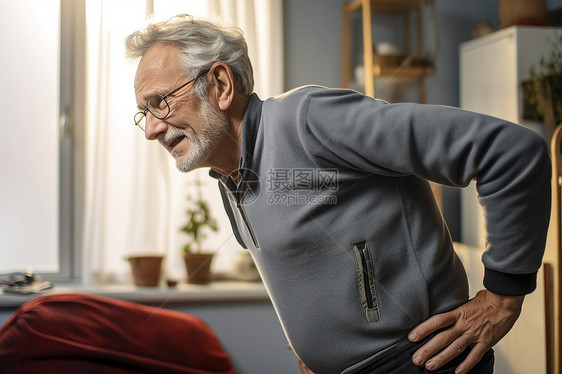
[0,0,84,281]
[1,0,282,285]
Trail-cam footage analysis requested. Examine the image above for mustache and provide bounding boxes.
[159,126,194,148]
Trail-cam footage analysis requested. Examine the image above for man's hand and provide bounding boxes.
[408,289,524,374]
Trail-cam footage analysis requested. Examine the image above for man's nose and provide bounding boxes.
[144,112,168,140]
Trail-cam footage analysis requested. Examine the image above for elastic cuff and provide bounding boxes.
[483,268,537,296]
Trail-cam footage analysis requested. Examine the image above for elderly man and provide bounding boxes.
[126,15,550,374]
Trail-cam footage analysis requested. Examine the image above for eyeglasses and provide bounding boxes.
[134,71,207,131]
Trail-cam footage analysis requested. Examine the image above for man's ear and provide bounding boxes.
[208,62,234,111]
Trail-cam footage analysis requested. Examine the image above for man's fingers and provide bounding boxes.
[411,327,462,366]
[419,335,473,371]
[452,343,490,374]
[408,311,457,342]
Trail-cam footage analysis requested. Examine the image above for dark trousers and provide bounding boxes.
[355,338,494,374]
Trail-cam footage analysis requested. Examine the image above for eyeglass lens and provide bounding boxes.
[134,95,170,131]
[134,112,146,131]
[147,96,169,118]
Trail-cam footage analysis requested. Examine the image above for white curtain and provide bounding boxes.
[82,0,283,284]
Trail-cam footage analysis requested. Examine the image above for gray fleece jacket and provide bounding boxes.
[210,86,551,374]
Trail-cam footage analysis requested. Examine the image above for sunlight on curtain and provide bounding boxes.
[83,0,283,284]
[0,0,60,273]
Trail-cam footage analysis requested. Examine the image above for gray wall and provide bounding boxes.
[283,0,344,90]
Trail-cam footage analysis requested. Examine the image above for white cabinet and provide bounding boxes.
[461,26,561,131]
[459,26,562,374]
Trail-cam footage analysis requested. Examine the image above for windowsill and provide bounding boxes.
[0,280,269,309]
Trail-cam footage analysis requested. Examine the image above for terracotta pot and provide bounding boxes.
[233,251,261,281]
[499,0,547,28]
[126,255,164,287]
[183,253,214,285]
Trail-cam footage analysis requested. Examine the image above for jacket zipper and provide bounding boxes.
[221,177,260,248]
[353,241,380,323]
[237,202,259,248]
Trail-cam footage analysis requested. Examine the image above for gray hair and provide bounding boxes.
[126,14,254,97]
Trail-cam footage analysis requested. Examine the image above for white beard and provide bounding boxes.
[160,100,229,172]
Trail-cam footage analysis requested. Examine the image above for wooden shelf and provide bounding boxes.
[373,64,435,78]
[345,0,421,13]
[342,0,434,103]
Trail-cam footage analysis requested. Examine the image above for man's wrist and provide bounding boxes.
[483,289,525,312]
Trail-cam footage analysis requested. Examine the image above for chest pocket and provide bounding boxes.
[353,241,380,323]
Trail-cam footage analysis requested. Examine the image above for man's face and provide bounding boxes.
[134,43,229,172]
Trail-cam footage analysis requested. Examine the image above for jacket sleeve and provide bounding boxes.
[302,88,551,296]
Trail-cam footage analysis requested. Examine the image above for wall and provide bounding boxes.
[283,0,344,90]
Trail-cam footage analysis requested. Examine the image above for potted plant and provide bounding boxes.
[126,254,164,287]
[522,32,562,141]
[179,174,219,284]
